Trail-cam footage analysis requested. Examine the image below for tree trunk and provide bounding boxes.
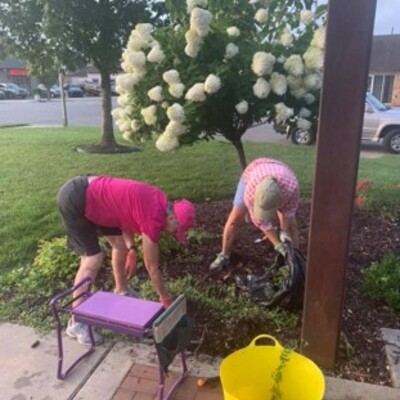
[58,71,68,127]
[100,71,116,147]
[231,139,247,170]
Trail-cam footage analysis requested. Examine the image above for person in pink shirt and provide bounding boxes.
[209,158,299,275]
[57,175,195,345]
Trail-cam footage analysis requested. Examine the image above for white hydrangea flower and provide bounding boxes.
[147,86,164,102]
[111,107,124,118]
[300,10,314,25]
[130,119,141,132]
[156,133,179,152]
[128,51,146,68]
[280,28,293,47]
[225,43,239,59]
[163,70,181,85]
[311,27,326,49]
[304,93,316,104]
[303,46,324,70]
[304,73,322,90]
[185,83,206,102]
[116,119,131,132]
[286,75,303,90]
[128,31,147,51]
[297,118,312,130]
[141,105,157,125]
[122,131,134,141]
[185,29,203,46]
[165,120,187,136]
[253,78,271,99]
[284,55,304,76]
[291,87,307,99]
[185,43,201,58]
[249,0,260,4]
[190,7,213,37]
[116,72,144,93]
[204,74,221,94]
[186,0,208,14]
[255,8,268,24]
[161,101,170,109]
[252,52,275,76]
[270,72,287,95]
[117,93,130,107]
[147,45,165,63]
[299,108,312,118]
[227,26,240,37]
[275,102,294,124]
[167,103,185,123]
[136,23,153,42]
[169,83,185,98]
[235,100,249,114]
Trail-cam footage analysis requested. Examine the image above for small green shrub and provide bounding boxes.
[363,253,400,311]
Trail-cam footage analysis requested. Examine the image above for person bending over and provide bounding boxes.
[57,175,195,345]
[209,158,299,274]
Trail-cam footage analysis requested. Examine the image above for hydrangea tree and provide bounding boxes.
[113,0,327,168]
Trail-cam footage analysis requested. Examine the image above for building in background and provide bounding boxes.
[368,34,400,106]
[0,57,33,91]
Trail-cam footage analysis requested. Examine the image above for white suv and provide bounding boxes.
[288,93,400,154]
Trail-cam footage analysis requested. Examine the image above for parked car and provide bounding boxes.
[65,85,84,98]
[0,83,18,99]
[50,85,61,98]
[6,83,28,99]
[0,89,5,100]
[110,83,119,96]
[285,93,400,154]
[82,83,101,96]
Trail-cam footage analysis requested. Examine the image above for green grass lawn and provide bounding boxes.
[0,126,398,273]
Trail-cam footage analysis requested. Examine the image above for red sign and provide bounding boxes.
[9,69,27,76]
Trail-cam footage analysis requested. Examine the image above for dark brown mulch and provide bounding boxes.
[159,200,400,386]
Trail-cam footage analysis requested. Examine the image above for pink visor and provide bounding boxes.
[173,200,196,243]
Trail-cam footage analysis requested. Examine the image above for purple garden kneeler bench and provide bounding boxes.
[50,277,189,400]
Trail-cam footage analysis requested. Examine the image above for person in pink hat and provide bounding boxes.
[57,175,195,346]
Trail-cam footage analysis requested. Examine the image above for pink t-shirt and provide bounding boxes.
[243,158,299,231]
[85,177,168,243]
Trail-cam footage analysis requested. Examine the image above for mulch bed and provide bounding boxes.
[159,200,400,386]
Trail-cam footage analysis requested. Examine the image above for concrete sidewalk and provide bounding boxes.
[1,322,399,400]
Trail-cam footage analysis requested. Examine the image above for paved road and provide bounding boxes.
[0,97,386,157]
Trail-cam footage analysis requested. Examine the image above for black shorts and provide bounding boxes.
[57,176,121,256]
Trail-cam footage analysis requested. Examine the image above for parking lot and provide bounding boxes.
[0,96,387,157]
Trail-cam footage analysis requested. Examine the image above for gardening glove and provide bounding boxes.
[274,242,287,257]
[160,295,173,309]
[279,231,292,243]
[125,248,137,279]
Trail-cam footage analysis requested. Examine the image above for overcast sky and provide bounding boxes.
[320,0,400,35]
[373,0,400,35]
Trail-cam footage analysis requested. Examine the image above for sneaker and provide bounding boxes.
[66,319,103,346]
[114,286,139,298]
[209,253,230,275]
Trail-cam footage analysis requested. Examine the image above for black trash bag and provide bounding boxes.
[155,315,194,374]
[234,243,306,310]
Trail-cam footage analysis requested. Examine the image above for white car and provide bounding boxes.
[288,93,400,154]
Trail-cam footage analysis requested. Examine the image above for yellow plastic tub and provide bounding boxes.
[220,335,325,400]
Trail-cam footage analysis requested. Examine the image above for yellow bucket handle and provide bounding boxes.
[248,334,283,348]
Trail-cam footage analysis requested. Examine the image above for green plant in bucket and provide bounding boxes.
[271,347,293,400]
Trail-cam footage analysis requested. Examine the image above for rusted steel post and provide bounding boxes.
[301,0,377,368]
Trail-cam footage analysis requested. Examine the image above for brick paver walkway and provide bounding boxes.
[112,364,224,400]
